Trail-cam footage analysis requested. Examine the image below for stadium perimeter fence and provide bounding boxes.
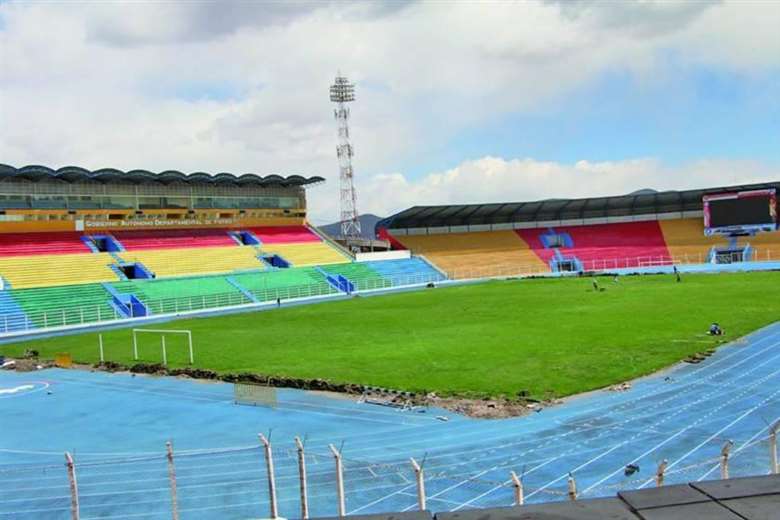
[0,425,777,520]
[0,271,445,334]
[440,247,780,280]
[1,248,778,335]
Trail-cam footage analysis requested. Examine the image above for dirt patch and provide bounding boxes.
[2,357,555,418]
[3,358,53,372]
[430,396,545,419]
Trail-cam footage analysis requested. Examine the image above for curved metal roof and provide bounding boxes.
[378,181,780,230]
[0,164,324,188]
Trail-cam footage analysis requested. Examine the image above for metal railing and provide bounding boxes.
[2,246,777,335]
[0,271,446,335]
[440,247,779,280]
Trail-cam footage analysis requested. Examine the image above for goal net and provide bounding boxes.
[234,382,278,408]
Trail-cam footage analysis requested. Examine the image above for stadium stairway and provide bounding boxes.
[392,230,548,278]
[316,262,383,291]
[0,253,120,289]
[0,231,90,256]
[117,246,266,278]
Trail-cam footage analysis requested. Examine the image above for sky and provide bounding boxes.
[0,0,779,223]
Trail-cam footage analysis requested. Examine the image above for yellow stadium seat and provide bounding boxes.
[119,246,265,278]
[741,230,780,262]
[0,253,118,289]
[259,242,350,267]
[397,230,549,279]
[659,219,726,263]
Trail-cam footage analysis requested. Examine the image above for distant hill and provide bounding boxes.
[317,214,384,240]
[628,188,658,195]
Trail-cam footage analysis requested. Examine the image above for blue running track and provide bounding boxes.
[1,322,780,519]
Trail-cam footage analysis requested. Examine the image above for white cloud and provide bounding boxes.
[351,156,780,221]
[0,0,778,225]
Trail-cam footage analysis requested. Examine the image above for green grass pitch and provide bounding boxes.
[3,271,779,399]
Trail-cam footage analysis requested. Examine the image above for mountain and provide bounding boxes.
[317,214,384,240]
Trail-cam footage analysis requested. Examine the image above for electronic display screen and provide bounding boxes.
[708,195,774,227]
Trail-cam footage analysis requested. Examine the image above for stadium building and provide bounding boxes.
[0,164,443,334]
[377,182,780,279]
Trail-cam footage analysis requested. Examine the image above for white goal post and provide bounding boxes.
[132,329,193,365]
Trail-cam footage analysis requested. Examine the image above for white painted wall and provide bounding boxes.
[355,250,411,262]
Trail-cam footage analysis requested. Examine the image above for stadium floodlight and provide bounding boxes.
[330,73,362,241]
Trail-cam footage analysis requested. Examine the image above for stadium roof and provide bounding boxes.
[378,181,780,229]
[0,164,324,188]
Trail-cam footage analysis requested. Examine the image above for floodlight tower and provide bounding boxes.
[330,73,362,240]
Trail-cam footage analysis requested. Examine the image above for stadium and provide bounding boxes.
[2,0,780,513]
[1,156,779,519]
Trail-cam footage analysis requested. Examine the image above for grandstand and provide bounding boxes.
[0,165,445,334]
[377,182,780,278]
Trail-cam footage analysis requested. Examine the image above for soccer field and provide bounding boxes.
[3,271,779,398]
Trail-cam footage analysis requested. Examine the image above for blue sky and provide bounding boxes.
[0,0,778,221]
[393,67,780,179]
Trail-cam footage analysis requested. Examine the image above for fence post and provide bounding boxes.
[330,444,346,517]
[410,458,426,511]
[655,459,668,487]
[161,336,167,366]
[770,421,779,474]
[65,452,80,520]
[720,441,733,480]
[295,436,309,519]
[567,473,577,501]
[166,442,179,520]
[259,434,278,519]
[510,470,524,506]
[99,334,104,363]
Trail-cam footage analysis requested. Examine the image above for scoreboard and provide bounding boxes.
[703,189,777,236]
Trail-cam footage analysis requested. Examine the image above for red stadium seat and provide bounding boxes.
[0,232,90,256]
[248,226,321,244]
[112,229,236,251]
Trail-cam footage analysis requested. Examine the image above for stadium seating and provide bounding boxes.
[249,225,321,244]
[360,257,445,283]
[9,284,115,328]
[231,267,333,302]
[516,221,671,270]
[113,276,250,315]
[112,229,236,250]
[392,230,549,278]
[743,229,780,261]
[258,242,349,267]
[118,246,266,278]
[0,290,29,332]
[0,232,90,256]
[0,253,118,289]
[658,219,724,263]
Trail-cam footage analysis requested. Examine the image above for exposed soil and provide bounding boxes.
[0,358,556,418]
